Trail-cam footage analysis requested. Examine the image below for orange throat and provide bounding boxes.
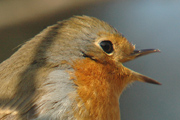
[71,58,133,120]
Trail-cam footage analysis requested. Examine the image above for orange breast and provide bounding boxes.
[71,58,131,120]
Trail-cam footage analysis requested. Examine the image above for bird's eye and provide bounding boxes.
[100,40,114,54]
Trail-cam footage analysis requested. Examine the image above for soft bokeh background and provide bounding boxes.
[0,0,179,120]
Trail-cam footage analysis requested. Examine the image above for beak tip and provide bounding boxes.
[155,82,162,85]
[155,49,161,53]
[140,75,161,85]
[148,80,162,85]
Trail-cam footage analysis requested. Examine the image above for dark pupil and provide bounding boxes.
[100,41,113,54]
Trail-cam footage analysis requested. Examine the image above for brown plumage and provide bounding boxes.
[0,16,160,120]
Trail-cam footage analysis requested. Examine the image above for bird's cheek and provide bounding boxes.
[111,53,124,65]
[83,52,109,64]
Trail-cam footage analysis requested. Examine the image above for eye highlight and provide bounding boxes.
[100,40,114,54]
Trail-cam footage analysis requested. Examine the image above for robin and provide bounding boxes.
[0,16,160,120]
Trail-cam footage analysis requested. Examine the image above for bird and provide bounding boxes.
[0,15,161,120]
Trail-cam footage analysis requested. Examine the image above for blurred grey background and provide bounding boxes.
[0,0,179,120]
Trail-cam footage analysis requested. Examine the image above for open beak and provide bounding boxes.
[121,49,160,63]
[122,49,161,85]
[132,71,162,85]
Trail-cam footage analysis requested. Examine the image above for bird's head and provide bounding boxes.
[52,16,161,89]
